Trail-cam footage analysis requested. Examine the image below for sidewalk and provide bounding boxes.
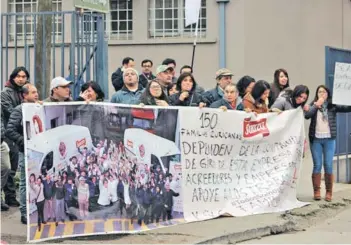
[1,154,351,244]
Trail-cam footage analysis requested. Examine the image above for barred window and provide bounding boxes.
[7,0,62,41]
[148,0,206,38]
[82,0,133,40]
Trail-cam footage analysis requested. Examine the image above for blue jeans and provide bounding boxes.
[18,152,26,218]
[310,138,335,174]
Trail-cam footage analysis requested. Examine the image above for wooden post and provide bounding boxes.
[35,0,52,99]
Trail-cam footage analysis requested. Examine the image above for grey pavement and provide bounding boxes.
[1,154,351,244]
[240,206,351,244]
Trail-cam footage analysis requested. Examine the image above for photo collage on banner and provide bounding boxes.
[23,103,309,242]
[23,103,184,242]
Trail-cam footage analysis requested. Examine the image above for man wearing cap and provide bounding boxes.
[156,65,173,95]
[111,67,144,105]
[5,83,38,224]
[202,68,233,105]
[43,76,73,102]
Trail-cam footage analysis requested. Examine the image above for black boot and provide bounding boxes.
[1,202,9,211]
[21,216,27,225]
[5,198,20,207]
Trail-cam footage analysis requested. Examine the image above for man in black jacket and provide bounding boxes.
[6,83,38,224]
[1,66,30,207]
[111,57,135,92]
[202,68,233,105]
[139,59,156,88]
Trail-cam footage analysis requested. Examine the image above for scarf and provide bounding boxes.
[319,102,329,121]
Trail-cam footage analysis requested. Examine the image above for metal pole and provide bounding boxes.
[216,0,230,68]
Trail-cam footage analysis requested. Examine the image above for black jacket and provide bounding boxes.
[169,78,204,106]
[305,102,351,142]
[139,73,156,88]
[111,67,124,92]
[1,80,24,127]
[163,189,179,210]
[5,104,24,152]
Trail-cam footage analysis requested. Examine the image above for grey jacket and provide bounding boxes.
[110,85,144,105]
[271,96,295,111]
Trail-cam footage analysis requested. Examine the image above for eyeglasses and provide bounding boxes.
[143,65,152,68]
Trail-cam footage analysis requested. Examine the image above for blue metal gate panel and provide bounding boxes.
[1,11,109,99]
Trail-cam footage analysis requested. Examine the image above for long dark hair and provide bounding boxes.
[237,75,255,98]
[9,66,30,83]
[251,80,270,103]
[273,68,289,89]
[282,85,310,108]
[81,81,105,101]
[313,85,332,105]
[139,80,168,105]
[176,72,197,93]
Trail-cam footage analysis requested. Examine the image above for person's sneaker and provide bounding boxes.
[1,202,9,211]
[5,199,20,207]
[21,216,27,225]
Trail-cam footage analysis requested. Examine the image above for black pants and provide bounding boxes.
[163,208,172,221]
[151,204,162,223]
[3,139,18,200]
[36,200,45,226]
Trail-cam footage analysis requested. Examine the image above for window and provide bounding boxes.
[82,0,133,40]
[149,0,206,38]
[26,121,31,140]
[41,151,54,176]
[50,118,59,129]
[7,0,62,41]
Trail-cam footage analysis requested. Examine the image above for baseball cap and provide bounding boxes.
[156,65,174,75]
[215,68,233,79]
[50,76,72,91]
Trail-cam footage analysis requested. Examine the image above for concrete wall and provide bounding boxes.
[1,0,351,99]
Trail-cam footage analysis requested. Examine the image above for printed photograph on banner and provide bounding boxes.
[23,103,184,242]
[179,108,309,222]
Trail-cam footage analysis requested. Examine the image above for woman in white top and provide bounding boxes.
[98,178,111,206]
[123,179,131,207]
[108,175,118,203]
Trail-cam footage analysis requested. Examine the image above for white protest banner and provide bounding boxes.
[179,108,309,222]
[23,103,309,242]
[333,62,351,106]
[185,0,202,27]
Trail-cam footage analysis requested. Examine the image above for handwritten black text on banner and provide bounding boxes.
[179,109,309,222]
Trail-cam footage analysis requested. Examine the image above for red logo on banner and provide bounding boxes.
[76,138,86,148]
[139,144,145,158]
[59,142,67,157]
[243,118,270,138]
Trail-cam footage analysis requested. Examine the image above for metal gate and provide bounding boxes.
[0,10,108,99]
[325,46,351,183]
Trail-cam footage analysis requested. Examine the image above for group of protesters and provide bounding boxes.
[27,138,179,231]
[1,57,351,229]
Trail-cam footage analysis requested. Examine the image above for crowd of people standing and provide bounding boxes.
[1,56,350,229]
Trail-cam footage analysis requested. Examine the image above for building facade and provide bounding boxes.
[1,0,351,97]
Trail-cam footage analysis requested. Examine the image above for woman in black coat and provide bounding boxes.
[169,73,205,107]
[304,85,351,202]
[139,79,169,106]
